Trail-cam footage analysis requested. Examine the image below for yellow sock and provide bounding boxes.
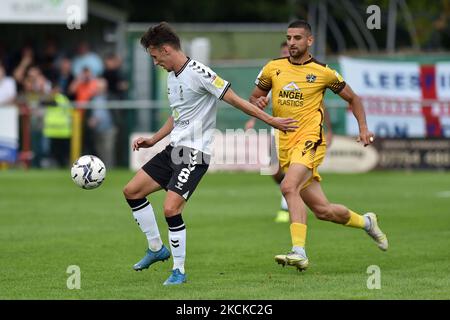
[345,210,365,229]
[290,223,307,247]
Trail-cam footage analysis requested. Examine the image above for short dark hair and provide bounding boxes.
[140,22,181,50]
[280,41,288,48]
[288,20,312,34]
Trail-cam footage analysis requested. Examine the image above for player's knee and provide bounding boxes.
[280,181,297,196]
[163,204,181,217]
[312,204,332,221]
[123,184,138,199]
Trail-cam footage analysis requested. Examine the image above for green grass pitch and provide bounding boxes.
[0,169,449,299]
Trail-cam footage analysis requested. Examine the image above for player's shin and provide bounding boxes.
[126,198,163,251]
[290,222,307,256]
[166,214,186,274]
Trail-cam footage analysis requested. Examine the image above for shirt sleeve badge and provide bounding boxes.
[212,75,225,89]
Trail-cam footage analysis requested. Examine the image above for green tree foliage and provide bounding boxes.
[106,0,291,22]
[104,0,448,50]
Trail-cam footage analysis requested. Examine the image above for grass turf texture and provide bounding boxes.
[0,170,449,299]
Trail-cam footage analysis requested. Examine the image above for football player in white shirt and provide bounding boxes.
[122,22,298,285]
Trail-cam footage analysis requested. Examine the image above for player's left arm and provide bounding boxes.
[338,84,374,146]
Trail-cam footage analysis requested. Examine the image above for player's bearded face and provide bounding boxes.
[286,28,312,58]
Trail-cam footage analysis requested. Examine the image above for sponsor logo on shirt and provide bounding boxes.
[176,119,190,128]
[212,75,225,89]
[277,82,303,107]
[282,82,300,91]
[172,108,180,120]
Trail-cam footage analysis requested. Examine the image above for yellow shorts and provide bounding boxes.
[278,139,326,190]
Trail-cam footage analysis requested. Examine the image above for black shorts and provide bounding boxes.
[142,145,210,201]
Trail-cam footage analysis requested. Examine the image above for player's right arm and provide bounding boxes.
[245,65,271,129]
[244,91,270,129]
[245,87,269,130]
[132,116,174,151]
[250,87,270,110]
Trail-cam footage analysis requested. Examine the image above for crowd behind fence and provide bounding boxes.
[0,40,130,169]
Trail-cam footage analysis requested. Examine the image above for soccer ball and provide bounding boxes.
[71,155,106,190]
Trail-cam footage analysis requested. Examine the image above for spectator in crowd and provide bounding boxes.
[88,78,117,168]
[13,45,36,90]
[56,57,75,99]
[40,38,61,83]
[42,83,73,168]
[72,42,103,77]
[0,62,17,106]
[69,66,99,104]
[69,67,100,156]
[0,42,11,74]
[17,65,51,108]
[103,53,128,100]
[103,53,129,166]
[14,65,52,168]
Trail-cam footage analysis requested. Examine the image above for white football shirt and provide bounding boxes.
[167,58,230,155]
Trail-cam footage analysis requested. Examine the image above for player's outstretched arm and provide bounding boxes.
[132,116,174,151]
[223,88,297,132]
[338,84,374,146]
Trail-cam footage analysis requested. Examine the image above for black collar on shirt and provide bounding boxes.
[288,54,313,66]
[175,57,191,77]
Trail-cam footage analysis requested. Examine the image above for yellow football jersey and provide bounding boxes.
[256,55,345,150]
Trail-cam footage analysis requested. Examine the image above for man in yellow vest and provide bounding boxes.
[43,84,73,167]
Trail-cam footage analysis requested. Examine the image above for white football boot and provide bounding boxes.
[275,252,309,272]
[364,212,388,251]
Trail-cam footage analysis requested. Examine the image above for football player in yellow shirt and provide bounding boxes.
[250,20,388,271]
[246,41,333,224]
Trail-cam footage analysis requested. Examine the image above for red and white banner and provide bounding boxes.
[339,57,450,138]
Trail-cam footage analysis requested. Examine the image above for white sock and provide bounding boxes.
[166,214,186,274]
[364,215,371,231]
[281,195,288,211]
[169,229,186,274]
[292,246,306,257]
[131,200,163,252]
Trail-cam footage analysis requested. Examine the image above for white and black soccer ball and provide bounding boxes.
[71,155,106,190]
